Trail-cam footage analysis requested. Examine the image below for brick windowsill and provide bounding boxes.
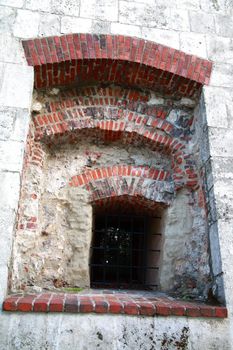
[2,291,227,318]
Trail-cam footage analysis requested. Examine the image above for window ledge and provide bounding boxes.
[2,291,227,318]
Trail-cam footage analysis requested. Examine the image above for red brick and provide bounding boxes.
[94,300,109,313]
[123,301,139,315]
[79,298,94,313]
[33,299,49,312]
[215,307,227,318]
[156,303,171,316]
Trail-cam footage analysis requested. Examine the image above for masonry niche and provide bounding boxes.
[8,34,224,304]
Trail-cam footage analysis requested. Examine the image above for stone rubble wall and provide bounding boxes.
[0,0,233,349]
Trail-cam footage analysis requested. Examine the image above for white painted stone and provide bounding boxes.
[119,1,170,29]
[50,0,80,16]
[0,107,29,142]
[111,22,141,37]
[200,0,233,15]
[0,140,24,172]
[0,313,230,349]
[11,109,30,142]
[92,20,110,34]
[203,86,230,128]
[206,35,233,64]
[209,127,233,157]
[0,266,9,303]
[141,27,180,50]
[0,6,16,34]
[189,11,216,34]
[38,13,60,37]
[0,107,15,140]
[80,0,118,22]
[61,16,92,34]
[0,33,26,64]
[0,63,33,109]
[215,14,233,37]
[180,32,207,58]
[0,0,23,7]
[210,62,233,88]
[0,171,21,209]
[13,9,40,38]
[119,2,190,31]
[25,0,51,12]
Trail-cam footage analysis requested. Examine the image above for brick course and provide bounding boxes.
[3,292,227,318]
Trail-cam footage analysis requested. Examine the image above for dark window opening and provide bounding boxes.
[90,213,161,290]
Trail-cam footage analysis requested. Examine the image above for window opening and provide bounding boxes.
[90,213,161,290]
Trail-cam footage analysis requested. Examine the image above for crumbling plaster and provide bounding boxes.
[1,0,233,349]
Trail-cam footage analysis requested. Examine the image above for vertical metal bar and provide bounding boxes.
[103,214,107,287]
[130,216,133,288]
[143,216,147,289]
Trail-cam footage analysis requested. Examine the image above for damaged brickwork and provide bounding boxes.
[10,80,211,301]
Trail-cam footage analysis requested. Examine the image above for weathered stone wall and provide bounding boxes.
[1,0,233,349]
[10,84,211,301]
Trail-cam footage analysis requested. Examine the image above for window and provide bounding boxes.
[90,211,161,290]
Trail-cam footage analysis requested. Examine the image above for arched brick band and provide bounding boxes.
[69,165,174,205]
[22,34,212,97]
[70,165,170,187]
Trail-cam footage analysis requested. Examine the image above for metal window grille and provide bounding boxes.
[90,214,161,290]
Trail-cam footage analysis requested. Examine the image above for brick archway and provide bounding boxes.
[69,165,174,205]
[23,34,212,97]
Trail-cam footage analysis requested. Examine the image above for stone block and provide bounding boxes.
[0,6,16,34]
[0,33,26,64]
[0,171,21,209]
[215,14,233,37]
[111,22,141,37]
[13,9,40,38]
[39,13,60,37]
[92,20,110,34]
[119,2,189,31]
[180,32,207,58]
[203,86,231,128]
[206,35,233,64]
[200,0,232,15]
[210,62,233,88]
[141,27,180,49]
[0,0,23,7]
[209,127,233,157]
[0,107,15,140]
[80,0,118,22]
[25,0,51,11]
[11,108,30,142]
[189,11,216,34]
[0,140,24,172]
[0,107,29,142]
[211,156,233,181]
[61,17,92,34]
[50,0,80,16]
[0,62,33,109]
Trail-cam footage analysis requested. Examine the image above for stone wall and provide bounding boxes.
[1,0,233,349]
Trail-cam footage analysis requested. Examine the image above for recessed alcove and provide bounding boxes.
[3,34,226,318]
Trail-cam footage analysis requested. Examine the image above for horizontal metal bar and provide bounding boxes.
[90,264,159,269]
[91,247,161,253]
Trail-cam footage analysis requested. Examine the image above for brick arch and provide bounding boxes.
[35,116,198,189]
[22,34,212,98]
[69,164,174,206]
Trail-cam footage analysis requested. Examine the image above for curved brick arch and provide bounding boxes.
[69,165,174,206]
[34,116,199,188]
[22,34,212,97]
